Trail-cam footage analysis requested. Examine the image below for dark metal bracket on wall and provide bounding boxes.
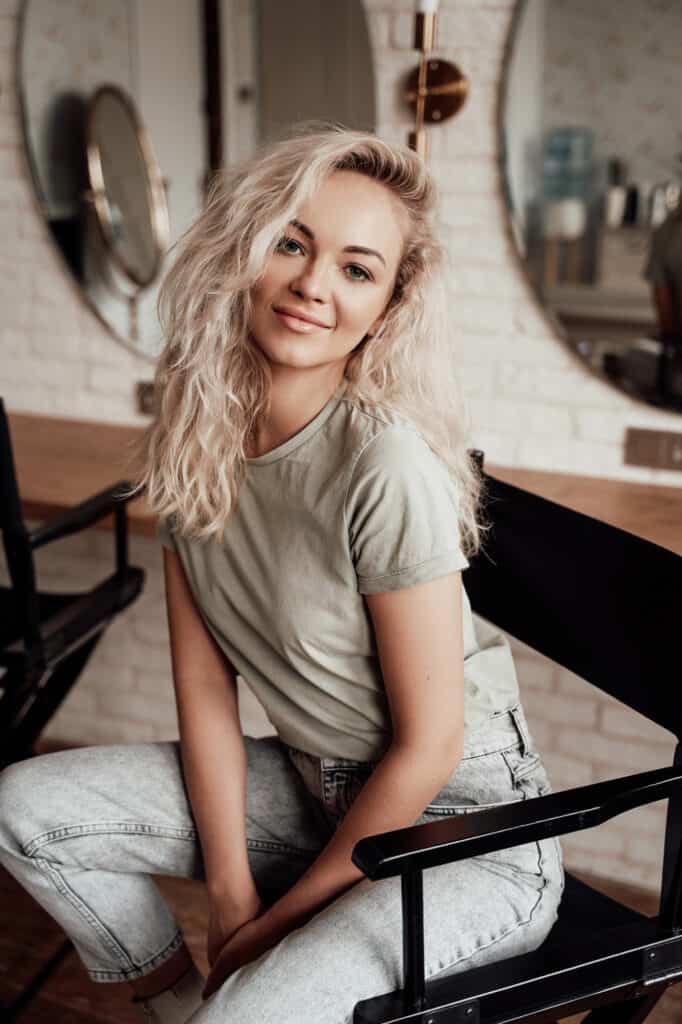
[202,0,223,191]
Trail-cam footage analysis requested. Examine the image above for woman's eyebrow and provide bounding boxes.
[290,219,386,267]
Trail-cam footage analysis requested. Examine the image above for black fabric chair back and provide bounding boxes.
[0,397,42,662]
[464,473,682,739]
[0,397,25,536]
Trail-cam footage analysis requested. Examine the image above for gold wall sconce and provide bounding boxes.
[406,5,469,161]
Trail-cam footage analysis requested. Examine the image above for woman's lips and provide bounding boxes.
[273,309,331,333]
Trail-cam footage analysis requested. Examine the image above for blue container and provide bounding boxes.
[542,126,595,201]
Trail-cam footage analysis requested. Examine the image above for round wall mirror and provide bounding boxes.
[501,0,682,414]
[17,1,376,362]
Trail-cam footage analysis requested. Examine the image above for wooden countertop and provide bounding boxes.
[9,411,153,536]
[490,466,682,556]
[8,410,682,555]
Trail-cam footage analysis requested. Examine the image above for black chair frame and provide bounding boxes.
[0,396,145,1019]
[352,451,682,1024]
[0,398,145,768]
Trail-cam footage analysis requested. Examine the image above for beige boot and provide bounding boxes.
[131,963,205,1023]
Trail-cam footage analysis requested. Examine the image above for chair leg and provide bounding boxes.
[580,986,667,1024]
[0,635,100,769]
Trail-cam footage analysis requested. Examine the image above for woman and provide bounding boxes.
[0,125,563,1024]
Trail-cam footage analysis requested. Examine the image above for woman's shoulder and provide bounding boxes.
[338,394,455,514]
[338,392,434,468]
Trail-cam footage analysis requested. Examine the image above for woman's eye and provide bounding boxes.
[346,264,371,282]
[277,235,303,255]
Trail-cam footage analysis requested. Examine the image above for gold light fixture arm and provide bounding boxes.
[406,11,470,161]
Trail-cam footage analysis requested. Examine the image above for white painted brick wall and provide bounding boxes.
[1,0,678,896]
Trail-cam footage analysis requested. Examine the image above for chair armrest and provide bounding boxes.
[3,568,145,667]
[352,765,682,880]
[28,482,137,550]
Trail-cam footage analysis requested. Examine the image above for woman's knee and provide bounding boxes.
[0,749,87,851]
[0,756,45,851]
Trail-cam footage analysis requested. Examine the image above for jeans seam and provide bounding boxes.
[424,799,513,815]
[425,837,558,980]
[24,822,198,857]
[461,740,521,761]
[87,931,186,982]
[247,837,318,859]
[501,750,549,790]
[25,825,318,862]
[33,855,141,972]
[322,774,335,819]
[501,749,542,781]
[509,704,532,757]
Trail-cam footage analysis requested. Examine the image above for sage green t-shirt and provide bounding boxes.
[157,381,520,761]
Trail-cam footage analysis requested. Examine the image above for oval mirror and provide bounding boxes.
[86,85,168,291]
[17,1,376,363]
[82,84,169,346]
[501,0,682,414]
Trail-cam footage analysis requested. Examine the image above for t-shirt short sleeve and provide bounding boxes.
[345,426,469,595]
[156,516,176,551]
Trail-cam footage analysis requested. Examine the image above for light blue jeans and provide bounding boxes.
[0,704,563,1023]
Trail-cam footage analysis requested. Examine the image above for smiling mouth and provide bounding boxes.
[273,308,333,331]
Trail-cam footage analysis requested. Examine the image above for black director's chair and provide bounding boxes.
[0,395,145,1020]
[353,451,682,1024]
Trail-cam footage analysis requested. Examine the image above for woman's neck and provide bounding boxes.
[246,365,346,458]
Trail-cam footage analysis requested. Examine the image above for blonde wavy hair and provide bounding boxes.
[126,122,487,556]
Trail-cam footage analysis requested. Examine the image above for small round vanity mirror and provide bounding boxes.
[86,85,169,293]
[500,0,682,414]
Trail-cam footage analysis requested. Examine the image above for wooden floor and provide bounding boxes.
[0,869,209,1023]
[2,866,682,1023]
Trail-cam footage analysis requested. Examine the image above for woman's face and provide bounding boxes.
[249,170,406,376]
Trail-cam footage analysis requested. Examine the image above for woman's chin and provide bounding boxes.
[251,339,327,368]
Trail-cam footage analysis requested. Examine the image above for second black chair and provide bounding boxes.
[0,395,146,1022]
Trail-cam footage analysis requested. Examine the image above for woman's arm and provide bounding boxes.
[163,547,258,913]
[259,570,465,938]
[202,570,465,995]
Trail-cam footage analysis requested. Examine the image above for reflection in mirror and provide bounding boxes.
[18,1,376,361]
[502,0,682,413]
[87,86,166,287]
[84,85,169,344]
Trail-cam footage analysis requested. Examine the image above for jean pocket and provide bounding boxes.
[421,798,512,818]
[502,748,552,800]
[422,748,518,818]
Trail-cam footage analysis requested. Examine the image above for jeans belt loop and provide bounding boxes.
[510,704,531,757]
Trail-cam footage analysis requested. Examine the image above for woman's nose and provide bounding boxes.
[289,259,331,302]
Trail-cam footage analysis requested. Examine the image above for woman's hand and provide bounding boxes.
[202,912,284,1000]
[206,880,264,969]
